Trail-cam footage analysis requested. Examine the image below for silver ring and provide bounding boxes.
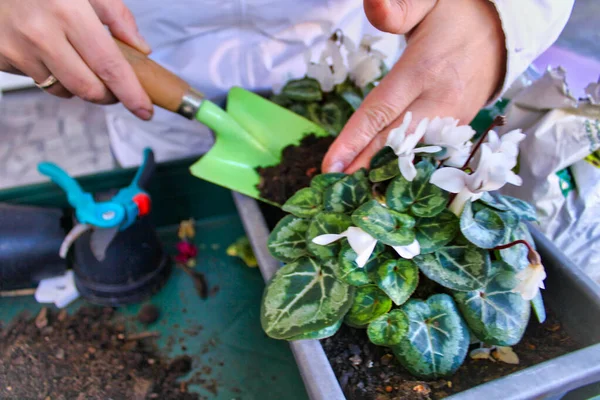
[35,75,59,90]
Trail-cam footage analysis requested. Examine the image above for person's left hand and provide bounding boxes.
[322,0,506,173]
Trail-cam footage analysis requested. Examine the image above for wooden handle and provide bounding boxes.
[115,39,202,113]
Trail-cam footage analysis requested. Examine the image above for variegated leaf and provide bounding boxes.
[499,223,535,271]
[306,212,352,260]
[281,77,323,102]
[413,244,490,291]
[282,187,323,218]
[307,101,348,136]
[311,173,346,192]
[323,169,371,213]
[531,290,547,324]
[352,200,416,246]
[393,294,469,379]
[369,159,400,183]
[367,310,409,346]
[370,259,419,306]
[267,215,310,262]
[386,160,448,218]
[261,257,354,339]
[344,285,392,328]
[370,146,397,170]
[454,267,530,346]
[287,319,343,341]
[480,192,537,221]
[415,210,459,254]
[337,243,391,286]
[460,201,506,249]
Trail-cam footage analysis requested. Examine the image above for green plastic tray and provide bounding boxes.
[0,157,308,400]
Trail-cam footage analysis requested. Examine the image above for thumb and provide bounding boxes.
[363,0,438,34]
[89,0,151,55]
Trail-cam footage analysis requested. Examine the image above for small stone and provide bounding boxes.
[385,386,393,393]
[447,381,452,388]
[349,355,362,366]
[87,347,96,354]
[380,354,393,366]
[6,386,12,391]
[367,360,374,368]
[413,384,431,395]
[147,358,156,365]
[137,304,160,325]
[55,349,65,360]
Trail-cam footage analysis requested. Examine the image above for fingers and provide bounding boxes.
[322,56,422,173]
[89,0,151,55]
[363,0,438,34]
[62,1,153,119]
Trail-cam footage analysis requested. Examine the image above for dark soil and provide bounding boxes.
[138,304,160,325]
[256,134,335,205]
[322,309,580,400]
[0,306,198,400]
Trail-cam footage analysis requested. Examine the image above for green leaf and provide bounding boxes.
[323,169,371,213]
[369,159,400,183]
[414,244,490,291]
[386,160,448,218]
[287,319,343,340]
[344,285,392,328]
[339,90,363,111]
[306,212,352,260]
[370,259,419,306]
[307,101,346,135]
[393,294,469,379]
[352,200,416,246]
[499,223,534,271]
[289,103,310,118]
[460,201,506,249]
[531,290,547,323]
[282,187,323,218]
[367,310,409,346]
[454,268,530,346]
[267,215,310,263]
[337,243,392,286]
[261,257,355,339]
[370,146,397,170]
[480,192,537,221]
[497,209,520,231]
[282,77,323,102]
[415,210,459,254]
[311,173,346,192]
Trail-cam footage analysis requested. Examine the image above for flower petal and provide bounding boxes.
[506,171,523,186]
[398,155,417,182]
[414,145,443,154]
[392,239,421,259]
[386,112,412,153]
[430,167,468,193]
[312,232,347,246]
[401,117,429,152]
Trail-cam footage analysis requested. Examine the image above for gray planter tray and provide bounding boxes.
[232,193,600,400]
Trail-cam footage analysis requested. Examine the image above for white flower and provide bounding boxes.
[312,226,420,268]
[513,257,546,301]
[386,112,442,182]
[487,129,525,159]
[422,117,475,167]
[305,39,347,92]
[430,144,522,215]
[345,35,386,88]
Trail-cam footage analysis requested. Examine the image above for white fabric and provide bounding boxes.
[107,0,573,167]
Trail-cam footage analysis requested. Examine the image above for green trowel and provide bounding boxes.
[118,40,327,205]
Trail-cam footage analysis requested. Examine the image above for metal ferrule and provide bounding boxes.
[177,88,204,119]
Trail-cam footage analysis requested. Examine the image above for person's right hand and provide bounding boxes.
[0,0,154,120]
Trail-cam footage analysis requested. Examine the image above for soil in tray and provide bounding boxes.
[0,306,199,400]
[322,308,580,400]
[256,133,335,206]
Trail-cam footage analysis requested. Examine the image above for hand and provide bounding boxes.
[322,0,506,173]
[0,0,153,120]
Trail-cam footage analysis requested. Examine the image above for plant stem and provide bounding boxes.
[493,239,535,254]
[461,115,507,170]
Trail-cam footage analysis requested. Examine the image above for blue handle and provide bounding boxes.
[38,162,125,228]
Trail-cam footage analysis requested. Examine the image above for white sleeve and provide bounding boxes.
[489,0,575,96]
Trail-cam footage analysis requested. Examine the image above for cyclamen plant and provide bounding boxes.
[260,109,549,379]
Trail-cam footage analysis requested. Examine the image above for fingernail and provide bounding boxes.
[136,33,152,54]
[328,162,345,173]
[136,108,153,120]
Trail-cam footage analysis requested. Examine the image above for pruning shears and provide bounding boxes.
[38,148,155,261]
